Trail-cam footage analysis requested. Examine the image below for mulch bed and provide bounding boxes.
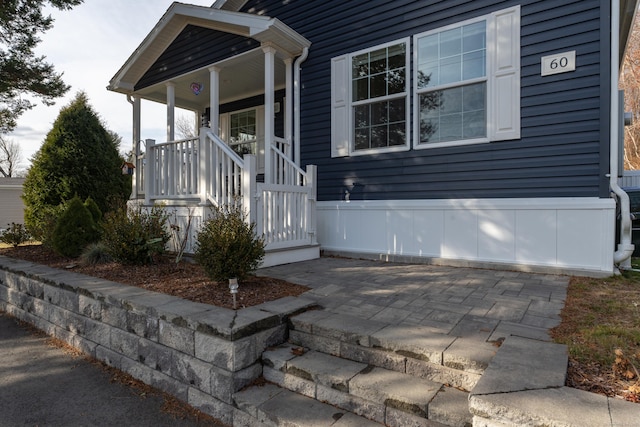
[0,245,309,310]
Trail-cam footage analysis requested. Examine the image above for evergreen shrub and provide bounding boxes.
[51,196,100,258]
[101,201,169,265]
[194,203,265,282]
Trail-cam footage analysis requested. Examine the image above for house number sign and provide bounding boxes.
[541,51,576,76]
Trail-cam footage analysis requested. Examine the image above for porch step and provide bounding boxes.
[260,344,468,426]
[288,311,495,391]
[233,383,384,426]
[233,308,492,426]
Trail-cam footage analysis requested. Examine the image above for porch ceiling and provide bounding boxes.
[107,2,309,101]
[134,48,287,111]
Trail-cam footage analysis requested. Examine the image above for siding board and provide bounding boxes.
[233,0,611,201]
[136,26,259,90]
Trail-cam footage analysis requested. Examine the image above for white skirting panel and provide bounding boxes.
[317,198,616,276]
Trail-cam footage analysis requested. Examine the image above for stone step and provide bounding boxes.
[261,344,471,427]
[289,311,495,391]
[233,383,384,426]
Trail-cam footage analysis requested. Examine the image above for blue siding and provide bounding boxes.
[239,0,612,201]
[136,25,259,90]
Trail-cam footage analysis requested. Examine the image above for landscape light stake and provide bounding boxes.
[229,278,239,309]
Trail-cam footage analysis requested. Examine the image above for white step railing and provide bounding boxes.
[259,138,317,248]
[199,129,246,208]
[141,130,317,251]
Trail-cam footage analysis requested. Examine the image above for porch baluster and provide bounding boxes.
[144,139,156,205]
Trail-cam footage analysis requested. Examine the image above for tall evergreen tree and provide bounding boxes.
[0,0,83,133]
[22,92,130,240]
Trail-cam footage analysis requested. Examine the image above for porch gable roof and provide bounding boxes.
[108,2,310,95]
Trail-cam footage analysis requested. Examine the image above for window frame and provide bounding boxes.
[345,37,412,156]
[413,15,490,149]
[412,7,520,150]
[330,6,519,158]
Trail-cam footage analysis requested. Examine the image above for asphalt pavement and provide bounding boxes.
[0,312,221,427]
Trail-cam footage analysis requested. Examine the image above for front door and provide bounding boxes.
[219,106,265,173]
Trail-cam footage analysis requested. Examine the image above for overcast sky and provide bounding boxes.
[8,0,215,171]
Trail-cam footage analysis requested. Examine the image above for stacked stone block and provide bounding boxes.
[0,257,314,425]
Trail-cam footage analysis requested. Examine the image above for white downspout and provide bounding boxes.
[610,0,634,268]
[294,47,309,166]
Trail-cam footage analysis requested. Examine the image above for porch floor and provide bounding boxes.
[258,256,568,342]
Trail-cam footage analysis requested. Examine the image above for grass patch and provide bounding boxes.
[551,267,640,399]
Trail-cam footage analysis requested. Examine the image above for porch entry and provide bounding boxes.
[220,106,266,174]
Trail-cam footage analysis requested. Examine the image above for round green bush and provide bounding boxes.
[100,201,169,265]
[194,203,265,282]
[51,196,100,258]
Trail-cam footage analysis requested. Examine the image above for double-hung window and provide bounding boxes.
[331,6,519,157]
[414,6,520,149]
[331,38,410,157]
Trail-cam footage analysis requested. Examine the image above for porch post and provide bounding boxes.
[209,66,220,134]
[284,57,293,160]
[166,82,175,142]
[199,130,208,205]
[242,154,257,225]
[263,45,276,184]
[132,96,141,199]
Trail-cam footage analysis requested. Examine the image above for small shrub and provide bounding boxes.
[25,204,64,247]
[194,202,265,282]
[80,242,113,266]
[84,197,102,224]
[51,196,101,258]
[0,223,30,247]
[101,201,169,265]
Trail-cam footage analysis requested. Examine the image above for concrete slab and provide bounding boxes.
[287,350,367,392]
[470,387,611,427]
[349,367,441,418]
[307,312,388,347]
[471,336,567,396]
[608,394,640,426]
[256,387,372,426]
[332,412,382,426]
[488,321,551,342]
[371,325,456,364]
[262,343,300,371]
[428,386,472,427]
[443,337,497,374]
[448,314,499,340]
[233,383,284,419]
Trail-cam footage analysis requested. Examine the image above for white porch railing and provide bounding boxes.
[144,137,199,201]
[140,129,317,251]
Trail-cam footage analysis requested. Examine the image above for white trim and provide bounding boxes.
[209,66,220,133]
[490,5,521,141]
[108,4,310,95]
[166,82,175,142]
[331,37,411,157]
[330,54,350,158]
[317,197,615,275]
[412,6,520,149]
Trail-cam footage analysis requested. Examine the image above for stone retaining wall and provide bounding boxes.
[0,256,314,425]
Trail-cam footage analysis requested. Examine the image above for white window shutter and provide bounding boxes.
[331,55,350,157]
[490,6,520,141]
